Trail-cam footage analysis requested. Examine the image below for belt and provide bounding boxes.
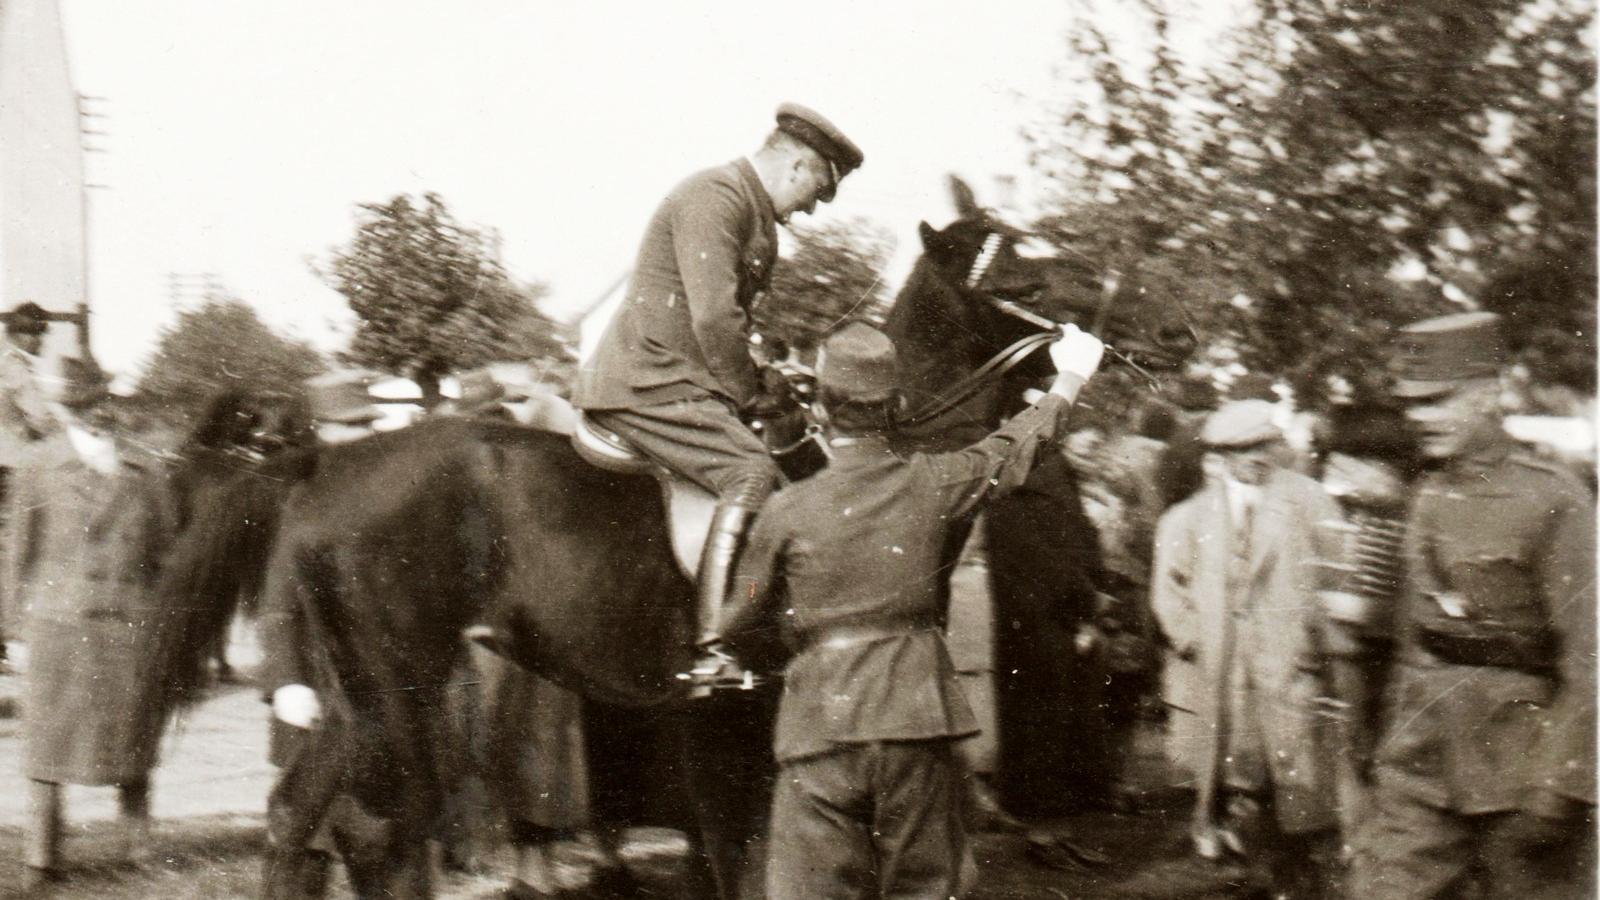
[807,621,938,651]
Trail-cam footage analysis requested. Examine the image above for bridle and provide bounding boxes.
[897,229,1063,428]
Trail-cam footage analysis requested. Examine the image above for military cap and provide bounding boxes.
[816,321,900,403]
[305,369,382,424]
[1390,311,1506,398]
[3,301,51,336]
[776,102,864,202]
[1201,399,1282,449]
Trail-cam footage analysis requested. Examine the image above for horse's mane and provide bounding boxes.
[141,444,321,716]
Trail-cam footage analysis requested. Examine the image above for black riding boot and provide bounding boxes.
[683,487,764,696]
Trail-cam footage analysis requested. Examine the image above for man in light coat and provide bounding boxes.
[1151,398,1345,897]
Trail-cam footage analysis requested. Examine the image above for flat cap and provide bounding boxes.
[776,102,863,201]
[3,301,50,336]
[1201,399,1282,449]
[1390,311,1506,398]
[817,321,900,403]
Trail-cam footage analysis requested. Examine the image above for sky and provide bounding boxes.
[55,0,1102,377]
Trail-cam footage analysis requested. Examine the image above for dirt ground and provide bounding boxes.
[0,635,1280,899]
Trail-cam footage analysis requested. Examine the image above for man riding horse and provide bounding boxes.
[570,102,864,689]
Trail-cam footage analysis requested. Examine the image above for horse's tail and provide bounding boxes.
[140,448,318,722]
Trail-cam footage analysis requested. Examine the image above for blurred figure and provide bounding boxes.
[1309,400,1418,842]
[0,301,58,672]
[14,357,175,887]
[1153,375,1218,511]
[258,370,414,899]
[1352,312,1595,899]
[1151,399,1345,898]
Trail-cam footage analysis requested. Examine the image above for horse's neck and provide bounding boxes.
[885,265,978,396]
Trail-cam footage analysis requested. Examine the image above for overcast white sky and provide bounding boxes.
[56,0,1112,376]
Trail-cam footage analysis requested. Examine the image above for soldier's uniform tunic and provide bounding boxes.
[723,394,1075,900]
[1354,442,1595,899]
[572,158,781,498]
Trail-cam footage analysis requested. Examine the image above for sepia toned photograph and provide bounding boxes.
[0,1,1592,897]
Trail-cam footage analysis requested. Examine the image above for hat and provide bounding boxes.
[306,370,382,425]
[816,321,900,403]
[1201,399,1282,449]
[3,301,50,336]
[775,102,864,202]
[1390,311,1506,399]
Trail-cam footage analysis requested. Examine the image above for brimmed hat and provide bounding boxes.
[1201,399,1282,449]
[1390,311,1506,399]
[816,321,899,403]
[3,301,50,336]
[306,370,382,425]
[776,103,864,202]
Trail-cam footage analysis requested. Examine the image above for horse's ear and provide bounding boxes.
[918,221,942,251]
[949,175,980,219]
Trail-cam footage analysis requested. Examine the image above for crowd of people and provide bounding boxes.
[0,100,1591,900]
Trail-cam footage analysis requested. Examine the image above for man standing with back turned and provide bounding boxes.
[572,103,863,688]
[721,320,1106,899]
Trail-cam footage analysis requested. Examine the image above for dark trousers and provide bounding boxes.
[262,722,432,900]
[588,398,779,498]
[1352,780,1597,900]
[767,740,970,900]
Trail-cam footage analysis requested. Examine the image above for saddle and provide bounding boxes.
[552,404,716,579]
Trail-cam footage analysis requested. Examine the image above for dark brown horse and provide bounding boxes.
[140,182,1191,899]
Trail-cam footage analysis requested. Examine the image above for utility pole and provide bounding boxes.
[77,93,109,361]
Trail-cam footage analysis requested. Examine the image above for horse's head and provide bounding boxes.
[183,388,315,464]
[896,176,1196,380]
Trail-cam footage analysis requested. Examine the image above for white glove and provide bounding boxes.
[1049,324,1106,381]
[272,684,322,730]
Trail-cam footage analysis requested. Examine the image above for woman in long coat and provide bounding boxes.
[11,360,176,885]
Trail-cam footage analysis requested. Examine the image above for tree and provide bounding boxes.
[1027,0,1595,402]
[318,193,574,404]
[134,298,325,424]
[754,217,895,352]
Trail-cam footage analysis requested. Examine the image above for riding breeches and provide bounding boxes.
[585,398,780,502]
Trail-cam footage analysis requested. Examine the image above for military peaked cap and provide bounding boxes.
[817,321,900,403]
[1390,311,1506,398]
[776,102,863,201]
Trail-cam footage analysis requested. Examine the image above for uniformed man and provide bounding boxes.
[571,103,863,687]
[0,301,57,669]
[1352,311,1595,899]
[720,321,1106,899]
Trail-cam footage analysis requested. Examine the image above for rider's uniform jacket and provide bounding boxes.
[1373,440,1595,812]
[572,159,778,413]
[723,394,1073,763]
